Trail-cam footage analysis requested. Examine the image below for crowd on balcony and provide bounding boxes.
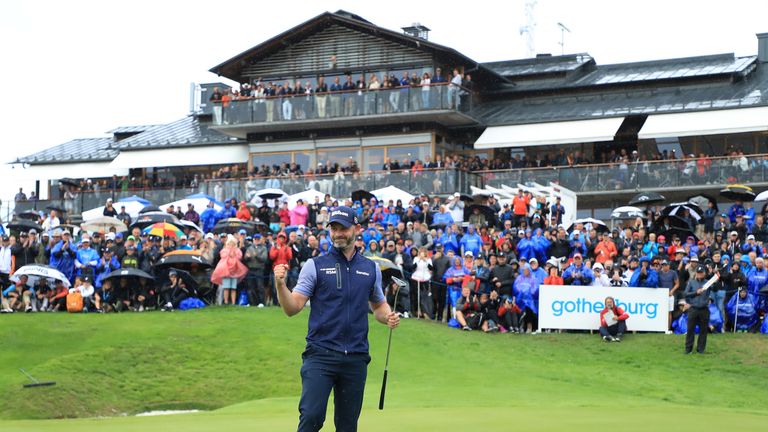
[3,184,767,340]
[209,66,471,124]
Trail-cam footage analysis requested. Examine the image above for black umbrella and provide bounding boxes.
[169,268,198,291]
[457,194,474,203]
[686,194,719,213]
[567,217,609,233]
[139,205,162,214]
[15,210,41,221]
[650,214,694,234]
[45,204,66,214]
[661,227,698,243]
[428,223,448,231]
[629,191,666,206]
[58,178,80,188]
[104,267,155,281]
[256,188,288,200]
[660,202,703,222]
[368,256,404,286]
[212,218,256,235]
[463,204,496,225]
[351,190,376,202]
[155,250,213,269]
[130,212,180,229]
[720,184,756,202]
[7,220,43,233]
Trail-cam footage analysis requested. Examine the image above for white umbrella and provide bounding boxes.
[11,264,71,288]
[370,185,416,206]
[82,196,151,222]
[755,190,768,201]
[610,206,645,220]
[287,189,332,210]
[178,219,203,233]
[80,216,128,233]
[568,217,608,233]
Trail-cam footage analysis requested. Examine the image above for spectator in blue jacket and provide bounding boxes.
[50,230,77,283]
[562,253,594,286]
[742,234,763,258]
[641,233,661,259]
[727,200,745,224]
[516,229,535,262]
[75,236,100,279]
[94,247,121,289]
[746,256,768,297]
[432,206,454,227]
[514,263,540,332]
[531,228,551,264]
[218,200,237,220]
[528,258,547,285]
[200,201,219,233]
[460,225,482,258]
[726,288,759,331]
[629,256,659,288]
[438,227,460,255]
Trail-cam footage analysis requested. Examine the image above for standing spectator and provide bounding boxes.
[512,189,530,227]
[211,235,249,305]
[103,198,117,217]
[14,188,27,202]
[41,210,61,234]
[411,247,433,319]
[430,244,450,322]
[201,201,219,233]
[184,203,200,225]
[244,233,269,307]
[290,199,309,227]
[117,205,132,227]
[236,201,251,221]
[550,197,565,225]
[594,232,618,264]
[514,263,540,333]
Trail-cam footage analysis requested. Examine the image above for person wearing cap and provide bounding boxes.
[727,199,745,224]
[50,230,77,283]
[562,253,594,286]
[742,234,763,258]
[726,231,742,259]
[41,210,61,234]
[629,256,659,288]
[274,205,397,431]
[528,257,547,285]
[75,235,100,280]
[594,231,617,265]
[490,252,515,298]
[657,259,680,328]
[268,231,292,292]
[11,230,38,269]
[447,192,465,224]
[591,262,611,287]
[725,285,759,332]
[430,243,451,322]
[683,264,712,354]
[599,296,630,342]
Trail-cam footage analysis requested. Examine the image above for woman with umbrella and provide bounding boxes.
[211,235,248,305]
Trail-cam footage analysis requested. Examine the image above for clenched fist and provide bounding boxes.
[274,264,289,281]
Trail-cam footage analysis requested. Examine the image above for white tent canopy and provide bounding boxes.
[638,106,768,139]
[287,189,333,210]
[160,195,224,213]
[370,185,416,205]
[474,117,625,149]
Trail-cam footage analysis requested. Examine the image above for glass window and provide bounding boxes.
[251,153,292,171]
[317,148,361,170]
[363,148,385,173]
[294,151,314,174]
[387,144,430,166]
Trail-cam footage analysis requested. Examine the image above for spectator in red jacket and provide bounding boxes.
[269,232,293,270]
[277,202,291,227]
[599,296,630,342]
[236,201,251,221]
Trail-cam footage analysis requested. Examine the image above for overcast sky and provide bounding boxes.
[1,0,768,206]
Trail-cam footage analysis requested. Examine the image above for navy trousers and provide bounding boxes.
[297,345,371,432]
[599,320,627,337]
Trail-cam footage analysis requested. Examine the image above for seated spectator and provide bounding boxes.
[496,292,522,333]
[69,275,96,311]
[726,288,759,332]
[599,296,629,342]
[455,286,481,331]
[1,275,32,313]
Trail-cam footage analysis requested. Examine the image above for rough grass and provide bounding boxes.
[0,307,766,430]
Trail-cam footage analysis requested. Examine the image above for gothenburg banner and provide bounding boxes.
[539,285,669,332]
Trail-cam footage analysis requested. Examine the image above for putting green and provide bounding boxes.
[0,308,765,430]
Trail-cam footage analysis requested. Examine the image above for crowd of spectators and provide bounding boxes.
[3,188,767,339]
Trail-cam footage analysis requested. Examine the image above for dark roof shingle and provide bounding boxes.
[16,137,117,164]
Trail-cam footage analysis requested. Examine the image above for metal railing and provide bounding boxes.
[213,83,474,125]
[477,154,768,193]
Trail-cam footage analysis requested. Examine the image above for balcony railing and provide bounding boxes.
[477,154,768,193]
[9,169,481,219]
[213,83,474,126]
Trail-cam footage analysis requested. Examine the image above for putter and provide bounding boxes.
[379,275,407,410]
[19,369,56,388]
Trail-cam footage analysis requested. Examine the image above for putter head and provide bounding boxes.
[391,276,408,288]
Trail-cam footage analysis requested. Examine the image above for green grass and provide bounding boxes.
[0,308,766,431]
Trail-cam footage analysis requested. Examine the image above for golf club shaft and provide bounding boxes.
[378,369,388,410]
[379,279,401,410]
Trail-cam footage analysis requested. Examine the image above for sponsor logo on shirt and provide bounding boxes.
[355,270,370,276]
[320,267,337,275]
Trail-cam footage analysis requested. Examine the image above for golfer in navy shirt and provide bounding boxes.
[276,206,399,432]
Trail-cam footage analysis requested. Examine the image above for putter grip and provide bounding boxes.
[378,370,388,410]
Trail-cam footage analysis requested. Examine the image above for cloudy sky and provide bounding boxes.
[1,0,767,208]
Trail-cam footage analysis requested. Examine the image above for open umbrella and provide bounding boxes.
[463,204,497,225]
[567,218,608,233]
[131,212,180,229]
[104,267,155,281]
[610,206,645,220]
[156,250,212,269]
[256,188,288,200]
[140,205,162,214]
[11,264,71,288]
[756,190,768,202]
[178,219,203,233]
[370,185,416,206]
[15,210,41,221]
[661,202,702,222]
[720,184,756,202]
[368,256,404,285]
[351,189,376,202]
[45,204,67,214]
[143,222,184,239]
[457,194,474,203]
[168,268,198,291]
[7,220,43,233]
[80,217,128,233]
[287,189,332,210]
[58,178,80,188]
[651,214,695,236]
[160,194,224,213]
[82,195,150,221]
[686,194,719,213]
[212,218,257,235]
[629,191,665,206]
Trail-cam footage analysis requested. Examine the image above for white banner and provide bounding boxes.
[538,285,669,332]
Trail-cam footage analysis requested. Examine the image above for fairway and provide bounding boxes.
[1,308,766,431]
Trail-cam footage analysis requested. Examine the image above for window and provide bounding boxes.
[251,153,292,171]
[387,144,430,166]
[317,148,361,170]
[363,147,385,173]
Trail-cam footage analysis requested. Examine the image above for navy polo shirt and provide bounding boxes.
[294,247,386,355]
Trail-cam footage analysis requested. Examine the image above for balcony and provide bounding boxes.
[477,153,768,195]
[210,83,479,138]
